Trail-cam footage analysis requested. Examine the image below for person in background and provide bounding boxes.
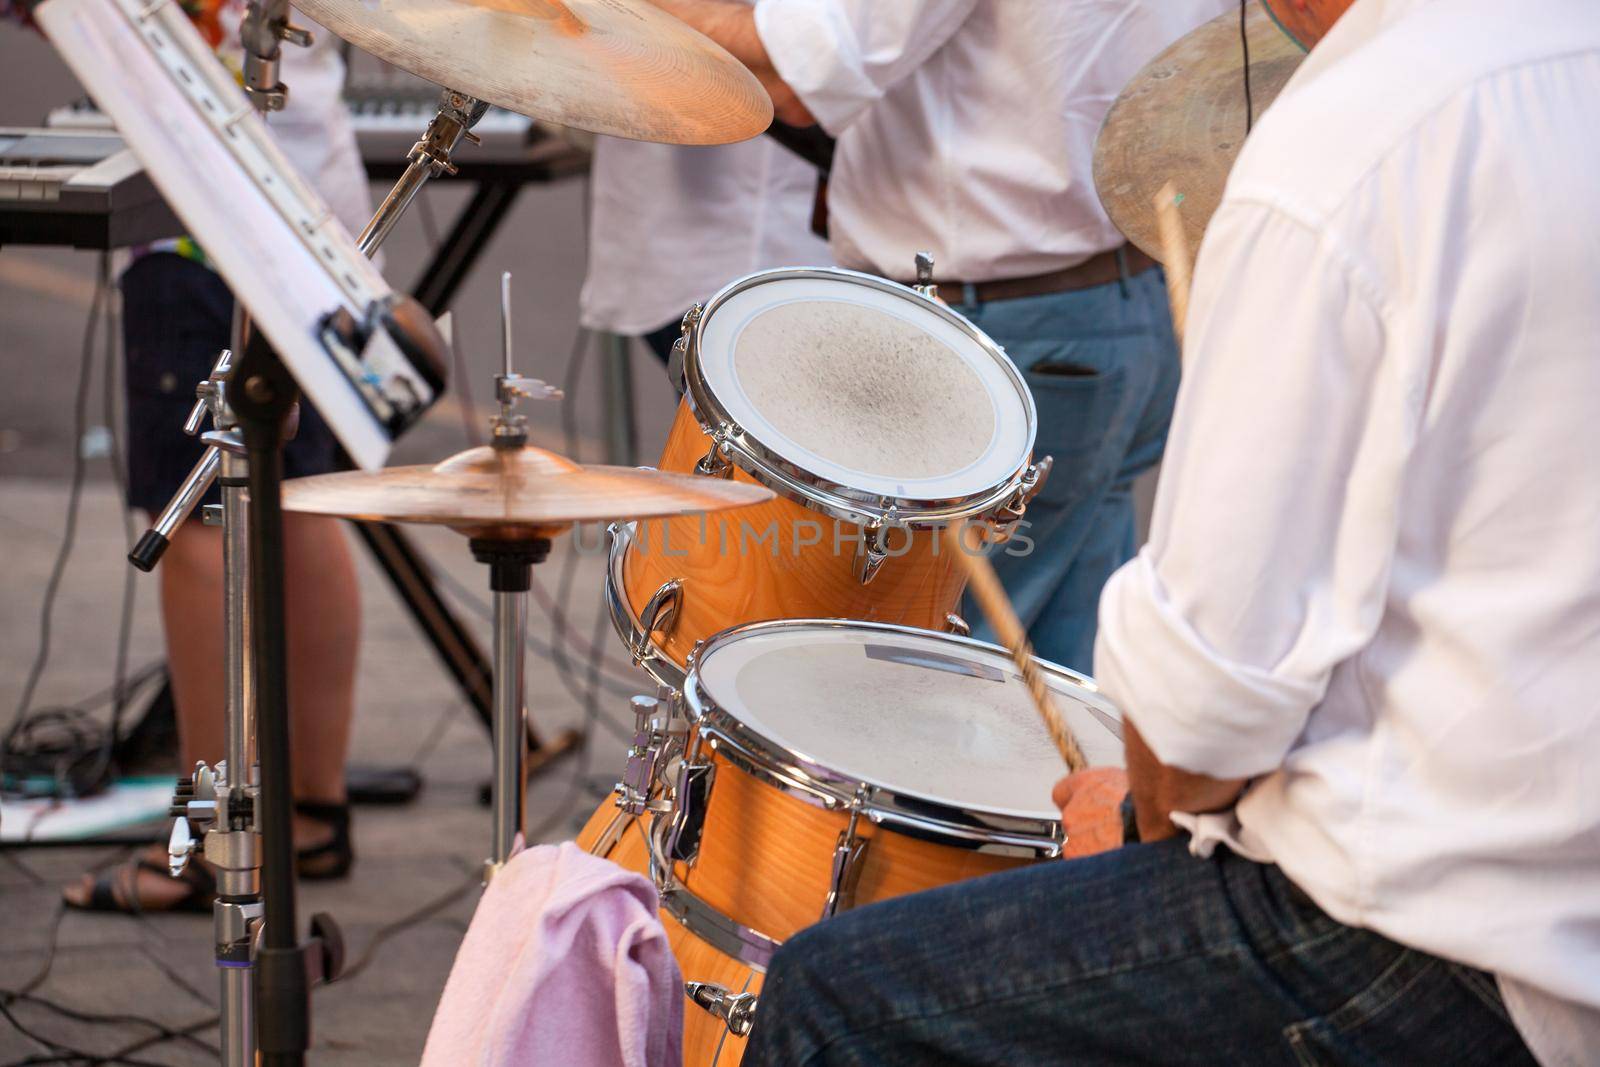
[580,60,832,367]
[50,0,372,912]
[645,0,1232,674]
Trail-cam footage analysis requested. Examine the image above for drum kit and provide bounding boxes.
[32,0,1302,1057]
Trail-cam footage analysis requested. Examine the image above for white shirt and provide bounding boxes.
[752,0,1230,282]
[579,134,832,335]
[219,5,372,236]
[1093,1,1600,1063]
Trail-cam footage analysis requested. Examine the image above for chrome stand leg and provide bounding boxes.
[216,453,261,1067]
[490,586,527,869]
[470,536,553,880]
[152,358,265,1067]
[356,89,488,259]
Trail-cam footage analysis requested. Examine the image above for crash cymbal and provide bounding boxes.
[292,0,773,145]
[1094,4,1304,265]
[282,444,774,540]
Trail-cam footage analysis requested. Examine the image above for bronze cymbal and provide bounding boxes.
[1094,4,1304,265]
[281,444,774,540]
[292,0,773,146]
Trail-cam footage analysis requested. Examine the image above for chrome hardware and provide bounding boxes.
[490,272,563,448]
[686,982,759,1037]
[168,816,198,876]
[667,303,702,397]
[661,886,782,970]
[994,455,1053,526]
[820,788,870,920]
[913,251,939,301]
[185,350,232,434]
[617,694,682,817]
[202,503,225,527]
[634,579,683,660]
[945,613,971,638]
[851,521,895,585]
[604,526,687,691]
[694,435,733,478]
[357,88,491,256]
[666,761,714,866]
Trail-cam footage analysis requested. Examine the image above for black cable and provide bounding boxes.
[3,266,104,797]
[1241,0,1255,134]
[338,861,480,982]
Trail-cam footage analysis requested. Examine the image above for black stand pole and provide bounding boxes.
[230,331,336,1067]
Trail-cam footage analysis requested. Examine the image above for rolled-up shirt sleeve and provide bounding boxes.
[1095,198,1410,779]
[752,0,976,134]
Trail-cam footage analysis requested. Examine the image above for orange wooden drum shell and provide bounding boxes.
[676,749,1031,942]
[578,802,762,1067]
[575,753,1042,1065]
[620,399,970,668]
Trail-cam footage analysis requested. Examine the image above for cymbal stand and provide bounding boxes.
[357,89,490,258]
[136,351,265,1067]
[478,274,563,880]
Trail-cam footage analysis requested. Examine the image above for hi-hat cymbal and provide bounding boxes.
[1094,5,1304,264]
[292,0,773,145]
[282,444,774,539]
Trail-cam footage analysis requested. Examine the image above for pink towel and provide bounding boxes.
[421,841,683,1067]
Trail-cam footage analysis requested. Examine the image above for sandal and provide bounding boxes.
[65,855,216,915]
[295,801,354,881]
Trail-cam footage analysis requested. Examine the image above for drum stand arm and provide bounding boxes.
[357,89,490,258]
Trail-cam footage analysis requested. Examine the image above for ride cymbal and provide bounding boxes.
[292,0,774,145]
[1094,4,1304,264]
[282,444,774,539]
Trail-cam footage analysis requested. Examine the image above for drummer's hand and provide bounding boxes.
[1052,766,1129,859]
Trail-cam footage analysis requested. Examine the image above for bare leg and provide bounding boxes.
[283,512,359,807]
[65,515,361,906]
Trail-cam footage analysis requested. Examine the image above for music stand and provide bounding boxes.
[37,0,446,1061]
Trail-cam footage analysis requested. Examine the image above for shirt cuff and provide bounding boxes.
[1094,554,1323,780]
[753,0,881,135]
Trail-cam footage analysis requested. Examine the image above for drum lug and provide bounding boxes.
[694,437,733,479]
[616,693,682,817]
[667,761,715,867]
[633,579,683,662]
[912,251,939,302]
[667,303,702,398]
[821,789,870,920]
[852,522,893,585]
[945,613,971,638]
[685,982,758,1037]
[994,455,1054,526]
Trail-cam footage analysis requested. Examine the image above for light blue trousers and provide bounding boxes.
[953,265,1181,674]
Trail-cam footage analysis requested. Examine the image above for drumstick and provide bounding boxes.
[1153,181,1193,346]
[942,522,1088,772]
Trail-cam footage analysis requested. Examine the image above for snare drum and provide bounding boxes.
[609,268,1050,688]
[579,620,1123,1065]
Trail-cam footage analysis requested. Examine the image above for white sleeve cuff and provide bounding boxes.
[754,0,882,134]
[1094,554,1324,779]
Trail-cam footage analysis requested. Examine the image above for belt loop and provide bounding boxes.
[962,282,979,308]
[1115,245,1131,300]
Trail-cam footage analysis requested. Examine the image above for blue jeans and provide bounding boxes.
[743,839,1536,1066]
[953,268,1180,673]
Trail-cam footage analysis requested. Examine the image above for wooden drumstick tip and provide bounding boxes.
[1153,180,1193,348]
[941,522,1088,772]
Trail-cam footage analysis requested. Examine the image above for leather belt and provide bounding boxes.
[917,244,1158,304]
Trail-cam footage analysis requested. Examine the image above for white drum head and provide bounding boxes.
[692,623,1123,821]
[695,272,1033,503]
